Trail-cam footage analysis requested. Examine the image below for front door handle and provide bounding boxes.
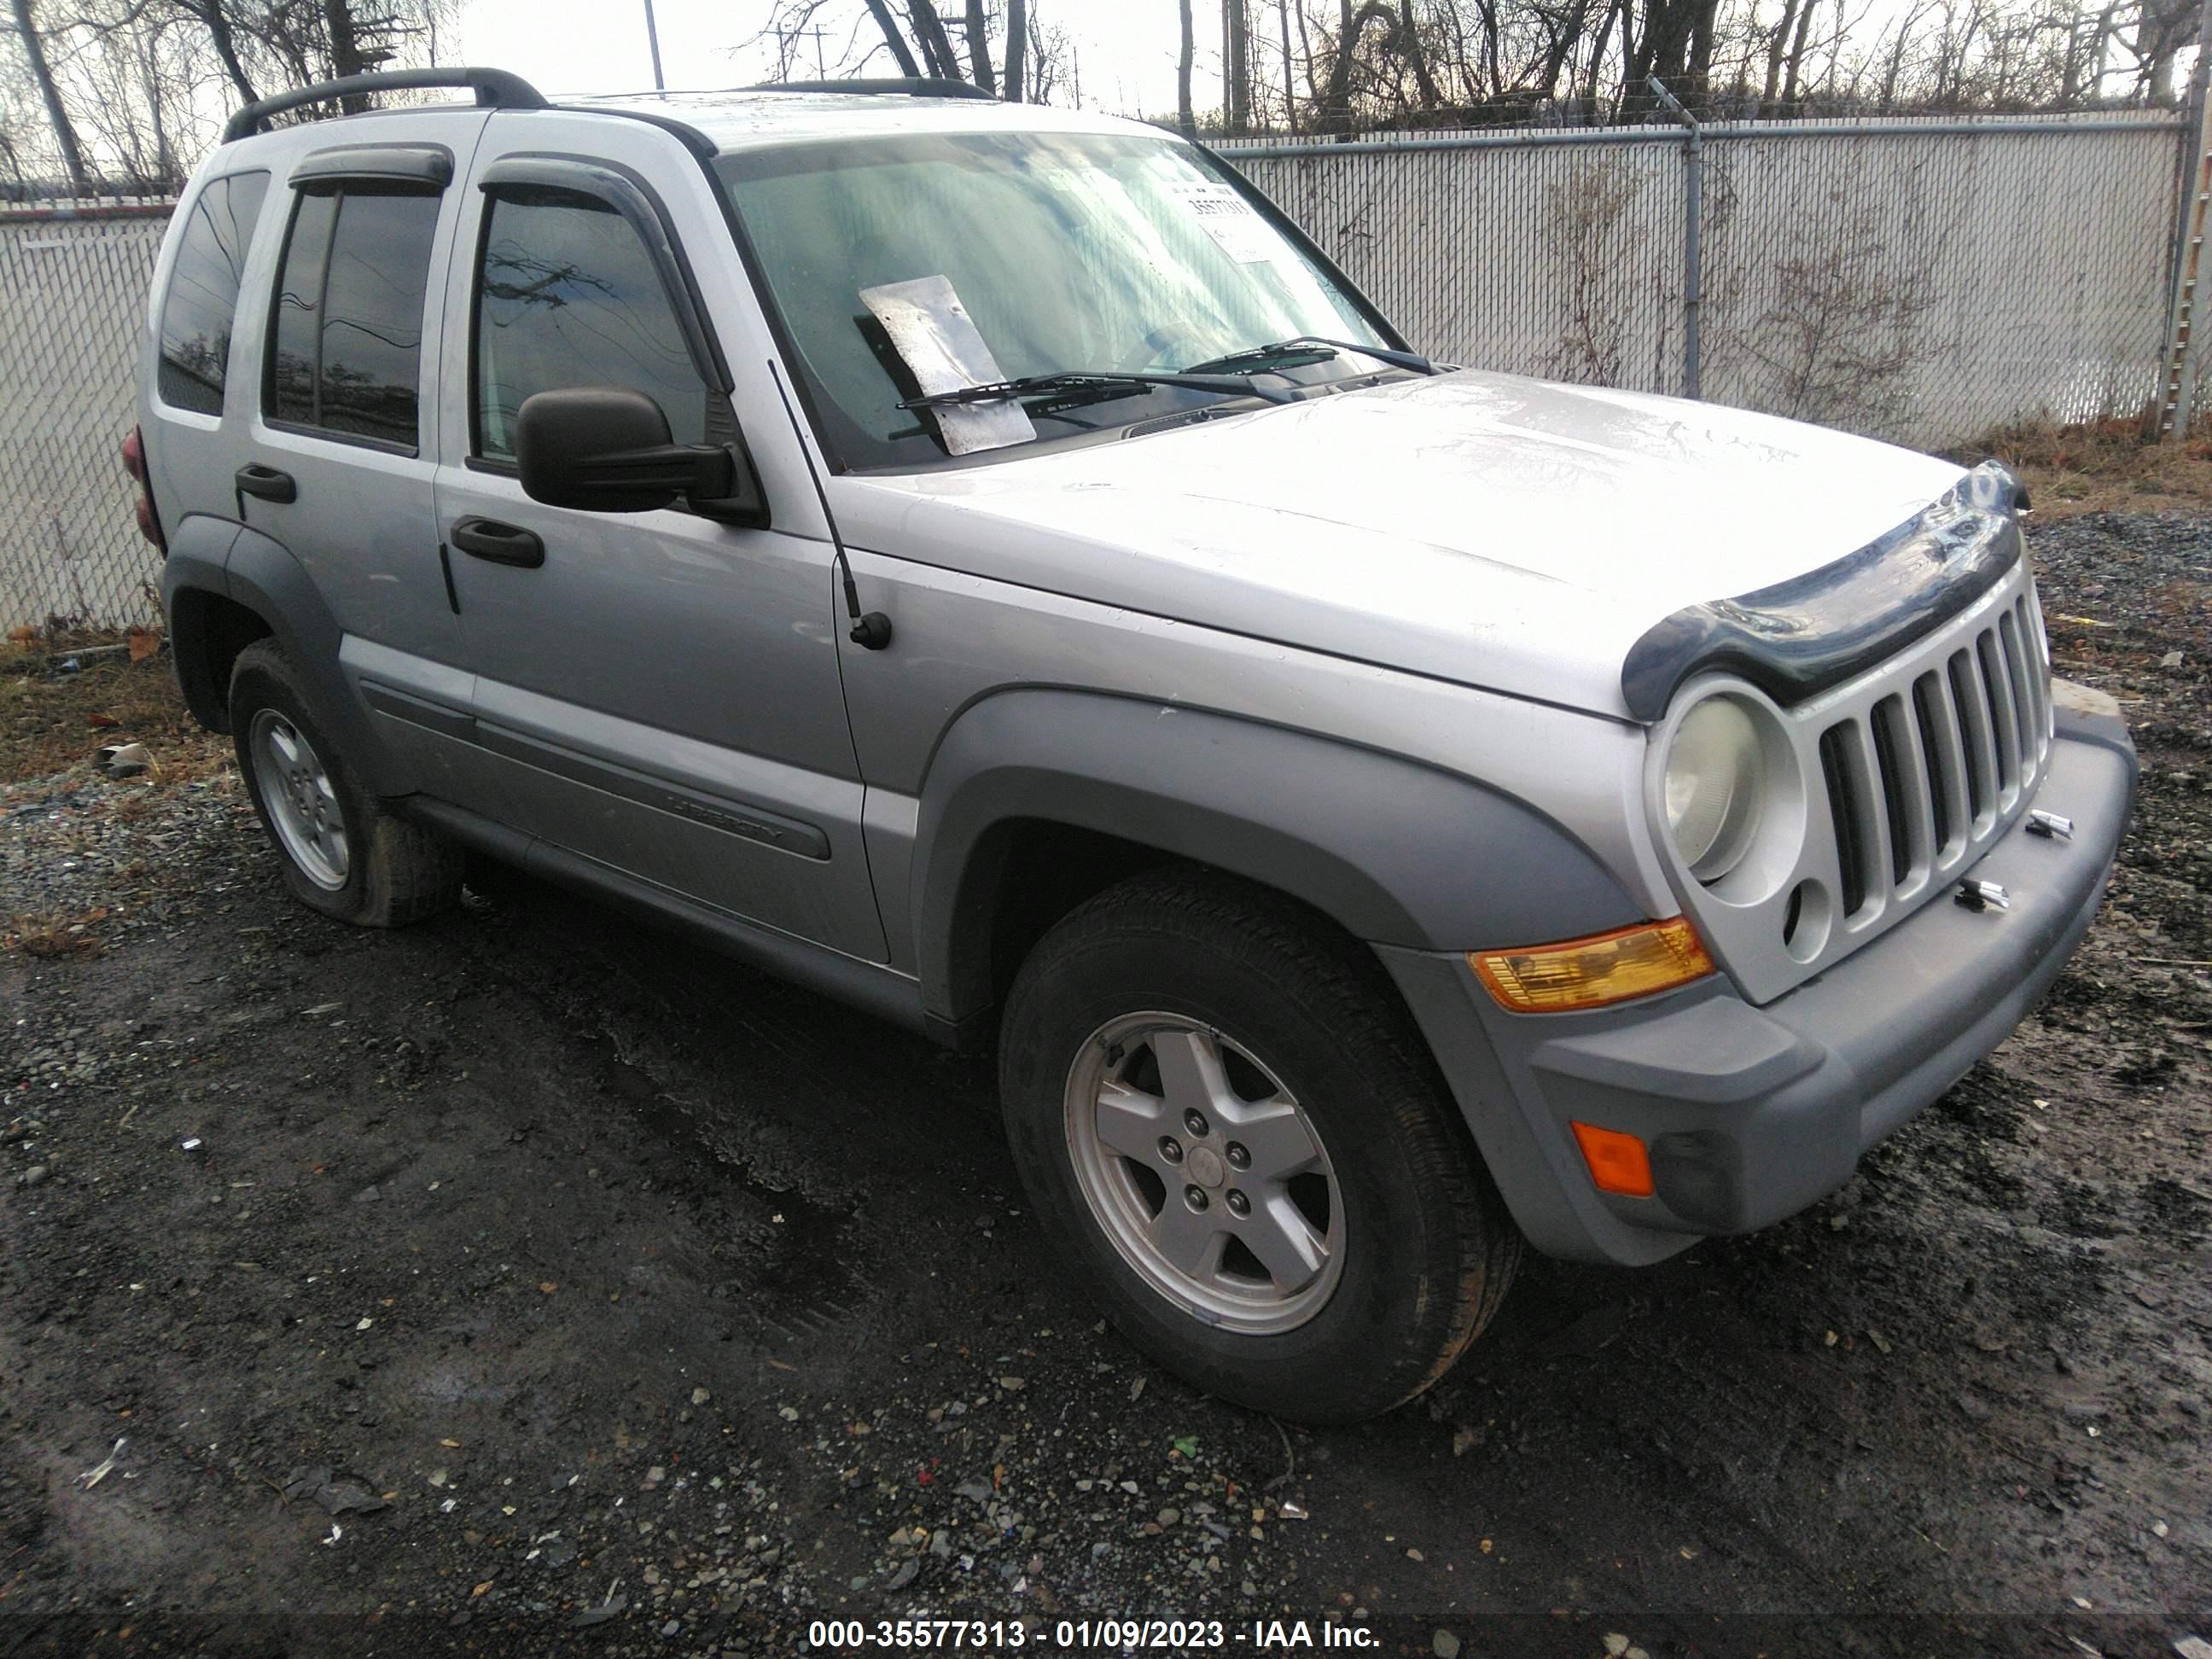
[233,463,295,513]
[451,516,545,568]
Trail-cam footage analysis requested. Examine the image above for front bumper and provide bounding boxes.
[1380,694,2135,1267]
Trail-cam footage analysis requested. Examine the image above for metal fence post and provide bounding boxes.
[2157,0,2212,439]
[1648,77,1703,399]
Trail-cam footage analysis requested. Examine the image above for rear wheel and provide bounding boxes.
[999,867,1519,1423]
[229,641,461,927]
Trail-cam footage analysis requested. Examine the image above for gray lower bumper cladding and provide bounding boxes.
[1381,701,2135,1267]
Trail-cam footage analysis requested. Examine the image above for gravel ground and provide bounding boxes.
[2,509,2209,1659]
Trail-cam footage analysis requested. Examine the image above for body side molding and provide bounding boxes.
[399,797,927,1033]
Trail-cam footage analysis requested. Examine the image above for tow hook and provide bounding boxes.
[2026,809,2075,841]
[1956,878,2011,912]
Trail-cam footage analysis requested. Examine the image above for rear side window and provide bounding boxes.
[156,171,270,415]
[471,187,708,461]
[266,185,442,449]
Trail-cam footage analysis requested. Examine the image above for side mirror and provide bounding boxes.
[514,387,760,521]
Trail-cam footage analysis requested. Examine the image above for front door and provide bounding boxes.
[433,119,883,962]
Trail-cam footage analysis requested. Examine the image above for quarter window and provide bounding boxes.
[472,187,708,460]
[156,171,271,415]
[265,184,441,448]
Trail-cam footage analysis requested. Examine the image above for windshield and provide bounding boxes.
[713,131,1390,470]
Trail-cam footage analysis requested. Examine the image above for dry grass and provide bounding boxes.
[2,635,230,787]
[4,908,111,959]
[1961,416,2212,520]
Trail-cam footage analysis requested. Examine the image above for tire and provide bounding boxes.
[999,866,1520,1423]
[228,641,462,928]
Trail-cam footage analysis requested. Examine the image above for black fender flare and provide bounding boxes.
[163,521,406,797]
[158,515,247,730]
[911,689,1643,1024]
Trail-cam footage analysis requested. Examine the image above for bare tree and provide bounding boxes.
[9,0,91,191]
[1741,216,1943,430]
[1004,0,1025,98]
[1021,2,1069,101]
[177,0,258,102]
[1546,154,1639,381]
[963,0,994,90]
[3,0,2196,201]
[861,0,923,74]
[320,0,364,108]
[906,0,962,78]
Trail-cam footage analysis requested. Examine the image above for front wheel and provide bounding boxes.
[999,868,1519,1423]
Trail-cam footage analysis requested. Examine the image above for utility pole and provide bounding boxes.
[643,0,665,90]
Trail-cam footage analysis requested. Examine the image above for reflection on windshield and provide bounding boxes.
[715,131,1387,469]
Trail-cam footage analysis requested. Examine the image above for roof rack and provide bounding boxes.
[222,66,547,143]
[747,77,995,102]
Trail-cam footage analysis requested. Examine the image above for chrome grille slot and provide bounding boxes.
[1948,649,1995,827]
[1868,695,1922,888]
[2019,591,2052,745]
[1911,671,1961,859]
[1977,632,2020,801]
[2003,595,2051,777]
[1818,722,1874,919]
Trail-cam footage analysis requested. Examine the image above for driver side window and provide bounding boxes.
[471,184,710,461]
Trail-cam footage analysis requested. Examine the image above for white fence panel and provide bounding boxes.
[1237,137,1690,398]
[1696,124,2178,445]
[1,204,171,632]
[1224,116,2180,450]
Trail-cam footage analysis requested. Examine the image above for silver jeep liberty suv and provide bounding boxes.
[129,66,2135,1423]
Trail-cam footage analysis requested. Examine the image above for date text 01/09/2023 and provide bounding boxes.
[805,1617,1383,1650]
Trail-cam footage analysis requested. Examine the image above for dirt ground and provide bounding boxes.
[3,507,2209,1659]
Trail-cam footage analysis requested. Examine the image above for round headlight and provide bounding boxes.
[1664,697,1764,882]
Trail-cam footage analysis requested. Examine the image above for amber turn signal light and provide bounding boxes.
[1470,917,1714,1013]
[1571,1121,1655,1197]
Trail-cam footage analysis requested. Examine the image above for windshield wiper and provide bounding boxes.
[899,369,1296,411]
[1181,336,1439,377]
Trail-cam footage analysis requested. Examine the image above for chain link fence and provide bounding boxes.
[1225,112,2183,445]
[0,114,2189,632]
[1,200,172,632]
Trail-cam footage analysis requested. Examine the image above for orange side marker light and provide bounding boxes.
[1571,1121,1655,1198]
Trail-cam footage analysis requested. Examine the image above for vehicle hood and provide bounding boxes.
[830,370,1967,720]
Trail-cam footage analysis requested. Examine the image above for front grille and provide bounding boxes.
[1819,591,2052,918]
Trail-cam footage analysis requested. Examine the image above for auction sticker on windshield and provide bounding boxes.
[1169,181,1282,264]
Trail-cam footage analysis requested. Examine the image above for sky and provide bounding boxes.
[455,1,1210,119]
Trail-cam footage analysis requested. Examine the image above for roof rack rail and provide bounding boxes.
[222,66,547,143]
[747,77,995,102]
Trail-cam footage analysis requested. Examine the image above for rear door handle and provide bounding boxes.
[451,516,545,569]
[233,463,295,513]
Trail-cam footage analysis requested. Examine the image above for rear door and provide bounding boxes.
[228,116,504,812]
[432,114,884,961]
